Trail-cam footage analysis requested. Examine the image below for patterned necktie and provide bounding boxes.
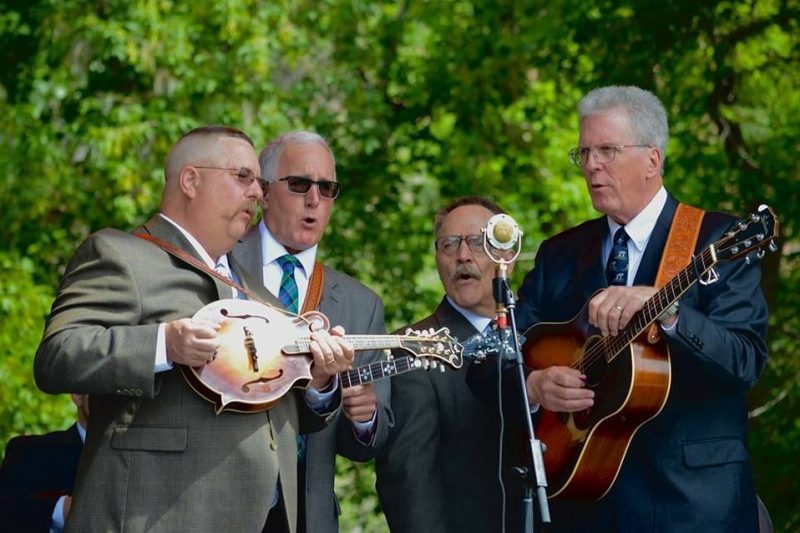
[277,254,301,313]
[276,254,308,462]
[606,227,629,286]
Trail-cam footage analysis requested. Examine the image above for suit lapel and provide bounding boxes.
[432,298,480,340]
[318,266,338,318]
[580,218,610,301]
[233,226,263,283]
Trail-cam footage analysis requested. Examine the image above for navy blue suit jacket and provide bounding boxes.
[514,195,768,532]
[0,424,82,532]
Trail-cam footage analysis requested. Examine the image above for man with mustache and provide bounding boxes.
[376,196,520,533]
[233,131,390,533]
[34,125,352,532]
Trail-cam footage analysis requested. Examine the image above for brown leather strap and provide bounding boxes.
[647,203,704,343]
[134,232,259,302]
[301,262,325,313]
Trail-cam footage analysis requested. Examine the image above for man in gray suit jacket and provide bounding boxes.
[34,125,355,532]
[376,196,521,533]
[232,131,390,533]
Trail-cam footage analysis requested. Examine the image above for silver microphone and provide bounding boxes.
[484,214,522,251]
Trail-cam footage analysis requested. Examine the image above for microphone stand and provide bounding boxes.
[492,261,551,532]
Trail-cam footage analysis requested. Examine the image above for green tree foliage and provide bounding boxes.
[1,0,798,530]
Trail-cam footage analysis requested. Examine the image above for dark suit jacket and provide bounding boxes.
[515,195,768,532]
[0,424,82,531]
[376,298,522,533]
[33,215,338,533]
[233,226,390,533]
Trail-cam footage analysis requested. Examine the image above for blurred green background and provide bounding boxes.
[1,1,798,530]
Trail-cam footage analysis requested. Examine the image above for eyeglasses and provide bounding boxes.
[278,176,341,199]
[568,144,652,166]
[194,166,266,190]
[435,234,485,255]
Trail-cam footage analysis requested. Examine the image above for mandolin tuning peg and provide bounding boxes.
[769,241,778,252]
[430,361,438,369]
[438,365,446,373]
[383,350,392,359]
[421,359,430,369]
[756,249,766,259]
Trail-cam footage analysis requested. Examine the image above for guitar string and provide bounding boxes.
[565,235,738,372]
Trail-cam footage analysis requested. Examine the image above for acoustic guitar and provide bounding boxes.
[522,205,778,500]
[182,299,465,413]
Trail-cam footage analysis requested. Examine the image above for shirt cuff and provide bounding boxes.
[155,323,173,373]
[305,375,340,414]
[51,495,66,532]
[352,411,378,443]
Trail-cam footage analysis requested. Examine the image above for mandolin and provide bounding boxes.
[182,299,464,413]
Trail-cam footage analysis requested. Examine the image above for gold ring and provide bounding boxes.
[615,305,624,312]
[325,357,336,365]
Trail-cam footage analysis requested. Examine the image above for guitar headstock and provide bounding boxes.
[397,327,463,369]
[716,205,779,263]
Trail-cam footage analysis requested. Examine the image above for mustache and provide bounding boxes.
[451,264,482,281]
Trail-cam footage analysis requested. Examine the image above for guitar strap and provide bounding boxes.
[301,262,325,313]
[647,203,705,343]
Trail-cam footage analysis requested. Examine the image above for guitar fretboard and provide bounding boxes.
[602,245,716,362]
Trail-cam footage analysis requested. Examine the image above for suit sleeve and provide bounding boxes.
[667,220,769,390]
[34,231,158,397]
[375,368,449,533]
[0,438,61,532]
[335,294,392,461]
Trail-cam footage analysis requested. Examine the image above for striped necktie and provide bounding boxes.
[605,227,629,286]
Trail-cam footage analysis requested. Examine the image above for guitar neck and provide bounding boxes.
[606,244,718,359]
[339,356,421,388]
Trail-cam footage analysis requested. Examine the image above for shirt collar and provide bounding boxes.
[606,186,668,253]
[77,421,87,444]
[158,213,224,269]
[446,296,492,333]
[258,220,317,275]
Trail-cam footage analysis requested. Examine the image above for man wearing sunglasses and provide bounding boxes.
[233,131,390,533]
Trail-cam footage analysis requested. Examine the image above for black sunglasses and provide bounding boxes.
[277,176,341,199]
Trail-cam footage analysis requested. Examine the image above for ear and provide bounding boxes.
[645,147,663,179]
[179,165,200,199]
[260,182,271,211]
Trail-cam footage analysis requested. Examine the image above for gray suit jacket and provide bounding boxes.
[376,298,521,533]
[34,215,338,533]
[233,226,391,533]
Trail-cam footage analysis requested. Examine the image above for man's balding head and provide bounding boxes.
[165,125,254,183]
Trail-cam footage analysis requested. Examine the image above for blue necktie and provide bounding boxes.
[276,254,307,461]
[606,228,629,286]
[277,254,301,313]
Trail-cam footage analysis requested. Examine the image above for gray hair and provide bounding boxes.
[579,86,668,172]
[259,131,337,183]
